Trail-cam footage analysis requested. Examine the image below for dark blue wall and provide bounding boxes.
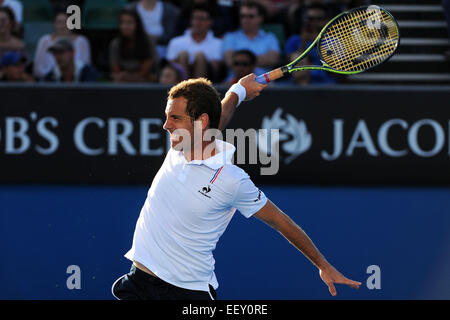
[0,185,449,299]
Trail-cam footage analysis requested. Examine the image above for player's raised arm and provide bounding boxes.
[253,200,362,296]
[219,73,267,131]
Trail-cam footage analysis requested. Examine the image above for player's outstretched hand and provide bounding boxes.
[238,73,267,101]
[319,265,362,296]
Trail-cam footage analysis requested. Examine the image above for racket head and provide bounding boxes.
[315,5,400,74]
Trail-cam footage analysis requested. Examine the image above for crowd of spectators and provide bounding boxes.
[0,0,370,86]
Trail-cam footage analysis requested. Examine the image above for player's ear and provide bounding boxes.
[199,113,210,130]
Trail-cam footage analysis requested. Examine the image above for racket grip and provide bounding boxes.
[255,73,270,84]
[255,68,284,84]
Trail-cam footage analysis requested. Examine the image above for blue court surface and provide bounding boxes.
[0,185,449,300]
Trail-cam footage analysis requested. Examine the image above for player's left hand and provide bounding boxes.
[319,265,362,296]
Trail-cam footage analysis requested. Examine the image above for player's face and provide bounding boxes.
[163,97,195,150]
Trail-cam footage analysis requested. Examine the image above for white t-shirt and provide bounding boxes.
[136,1,163,37]
[1,0,22,24]
[166,29,223,64]
[125,140,267,292]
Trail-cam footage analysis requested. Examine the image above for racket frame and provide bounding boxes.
[261,5,401,82]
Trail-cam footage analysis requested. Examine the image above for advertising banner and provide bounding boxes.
[1,85,449,185]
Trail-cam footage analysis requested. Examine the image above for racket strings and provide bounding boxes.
[319,8,399,72]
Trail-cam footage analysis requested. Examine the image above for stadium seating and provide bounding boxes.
[82,0,128,30]
[21,0,54,22]
[23,21,53,60]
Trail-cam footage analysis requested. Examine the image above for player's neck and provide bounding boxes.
[183,141,217,162]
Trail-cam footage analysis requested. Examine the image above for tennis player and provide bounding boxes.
[112,74,361,300]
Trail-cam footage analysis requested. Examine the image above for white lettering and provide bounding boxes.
[321,119,344,161]
[377,119,408,157]
[35,117,59,155]
[346,120,379,157]
[108,118,136,155]
[408,119,444,157]
[140,118,163,155]
[74,117,105,155]
[5,117,30,154]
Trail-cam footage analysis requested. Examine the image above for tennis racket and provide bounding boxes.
[255,5,400,84]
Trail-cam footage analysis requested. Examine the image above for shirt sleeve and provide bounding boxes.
[266,32,281,53]
[165,38,180,61]
[231,176,268,218]
[75,36,92,64]
[33,35,53,79]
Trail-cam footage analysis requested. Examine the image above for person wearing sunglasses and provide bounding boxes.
[222,1,280,78]
[225,49,256,86]
[284,3,336,85]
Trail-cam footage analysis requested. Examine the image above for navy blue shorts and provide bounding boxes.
[112,264,217,300]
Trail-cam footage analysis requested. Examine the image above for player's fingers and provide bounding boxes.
[328,282,337,296]
[338,278,361,289]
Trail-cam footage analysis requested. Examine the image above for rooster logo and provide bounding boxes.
[258,108,312,164]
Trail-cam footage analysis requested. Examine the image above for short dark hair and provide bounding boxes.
[240,1,266,19]
[232,49,257,65]
[168,78,222,129]
[190,3,213,19]
[305,3,329,17]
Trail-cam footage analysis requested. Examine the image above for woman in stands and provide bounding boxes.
[0,6,25,59]
[33,10,91,80]
[109,8,158,83]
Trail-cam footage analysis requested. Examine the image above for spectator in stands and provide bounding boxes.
[127,0,180,58]
[225,49,256,86]
[0,0,22,26]
[287,56,336,85]
[222,1,280,76]
[285,3,328,61]
[253,0,292,23]
[109,8,158,83]
[0,50,33,82]
[166,4,223,80]
[43,37,97,83]
[158,60,187,85]
[175,0,236,38]
[0,7,25,59]
[33,11,92,80]
[284,3,335,84]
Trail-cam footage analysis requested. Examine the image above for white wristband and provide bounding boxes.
[228,83,247,108]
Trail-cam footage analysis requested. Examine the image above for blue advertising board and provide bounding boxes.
[1,185,449,300]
